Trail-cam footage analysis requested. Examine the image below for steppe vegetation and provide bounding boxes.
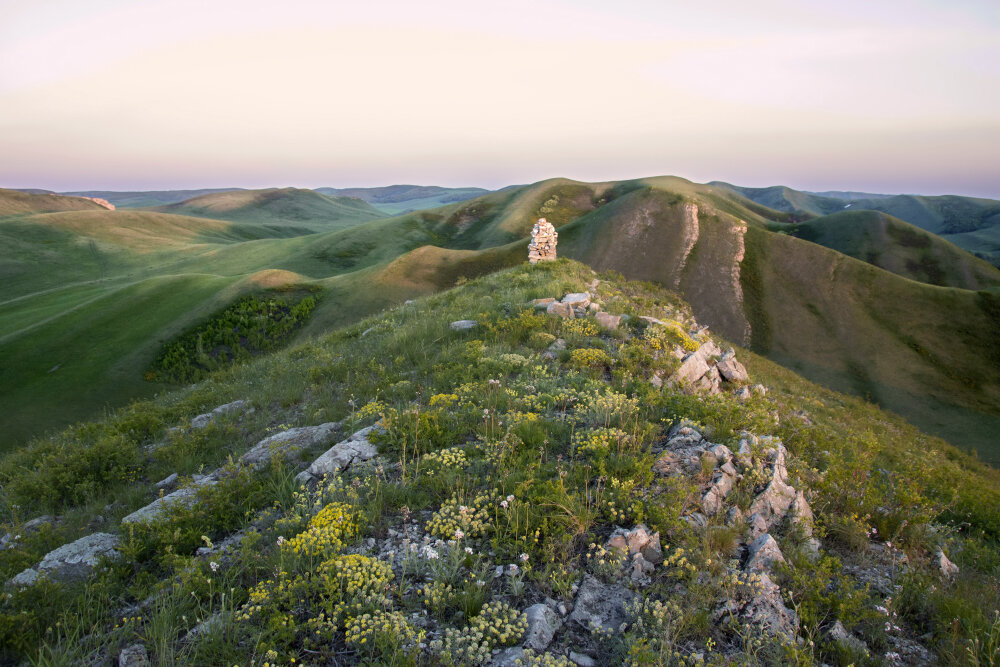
[1,261,997,666]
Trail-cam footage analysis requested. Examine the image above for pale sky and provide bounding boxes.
[1,0,999,196]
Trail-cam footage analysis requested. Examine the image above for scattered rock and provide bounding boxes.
[735,386,752,400]
[752,384,767,396]
[10,532,120,586]
[295,424,383,484]
[119,644,150,667]
[606,524,663,564]
[523,603,561,651]
[569,651,597,667]
[240,421,341,469]
[528,218,558,263]
[122,477,217,524]
[569,574,635,633]
[532,298,556,308]
[450,320,479,331]
[190,400,252,430]
[936,549,959,578]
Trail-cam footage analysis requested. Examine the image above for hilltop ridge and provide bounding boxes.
[1,261,997,665]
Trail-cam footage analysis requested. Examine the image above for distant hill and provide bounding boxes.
[152,187,386,231]
[59,188,244,208]
[4,176,1000,466]
[0,188,105,217]
[778,210,1000,290]
[714,181,1000,267]
[316,185,490,214]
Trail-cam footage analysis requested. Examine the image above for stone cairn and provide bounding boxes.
[528,218,558,263]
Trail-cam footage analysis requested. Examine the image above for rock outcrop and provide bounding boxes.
[528,218,558,263]
[295,424,382,484]
[190,400,252,430]
[240,421,341,469]
[10,532,120,586]
[122,476,217,524]
[569,574,635,633]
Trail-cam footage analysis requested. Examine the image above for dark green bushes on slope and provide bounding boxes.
[148,291,318,384]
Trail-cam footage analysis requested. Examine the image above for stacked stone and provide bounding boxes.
[528,218,558,263]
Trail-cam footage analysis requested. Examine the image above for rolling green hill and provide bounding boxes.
[0,188,105,217]
[316,184,490,214]
[61,188,244,208]
[714,181,1000,266]
[777,210,1000,290]
[152,187,386,231]
[3,177,1000,468]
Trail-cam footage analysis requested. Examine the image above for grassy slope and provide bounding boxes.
[152,187,386,231]
[0,188,104,217]
[780,210,1000,290]
[1,261,998,665]
[316,185,490,215]
[61,188,244,208]
[4,177,1000,466]
[716,182,1000,266]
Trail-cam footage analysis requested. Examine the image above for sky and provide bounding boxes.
[1,0,999,196]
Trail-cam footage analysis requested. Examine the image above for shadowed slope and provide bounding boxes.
[783,210,1000,290]
[153,188,386,231]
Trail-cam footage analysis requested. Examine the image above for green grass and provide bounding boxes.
[3,177,1000,467]
[1,260,998,665]
[152,187,386,232]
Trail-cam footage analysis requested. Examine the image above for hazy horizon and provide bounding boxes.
[2,0,999,198]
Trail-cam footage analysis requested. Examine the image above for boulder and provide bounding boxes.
[295,424,383,484]
[546,302,575,319]
[747,444,797,529]
[745,533,786,573]
[606,524,663,564]
[450,320,479,331]
[829,620,869,658]
[490,647,525,667]
[122,477,217,524]
[155,473,178,490]
[119,644,150,667]
[740,572,797,639]
[190,400,251,430]
[702,465,738,515]
[569,574,635,633]
[561,292,591,308]
[240,421,341,469]
[569,652,597,667]
[10,532,119,586]
[936,549,959,578]
[532,298,556,308]
[594,311,621,329]
[523,603,561,651]
[716,357,749,382]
